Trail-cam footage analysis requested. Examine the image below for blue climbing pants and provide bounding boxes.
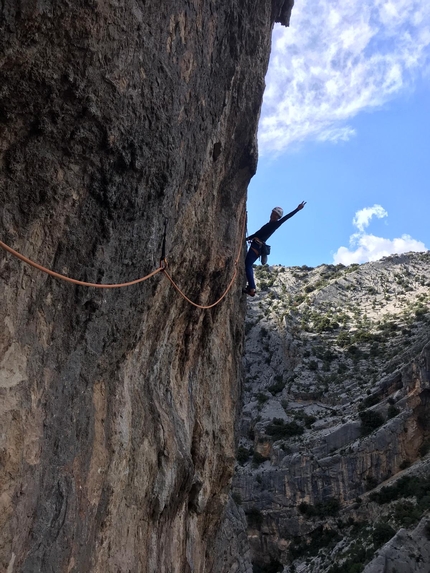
[245,242,261,290]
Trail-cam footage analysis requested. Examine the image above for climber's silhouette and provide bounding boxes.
[244,201,306,296]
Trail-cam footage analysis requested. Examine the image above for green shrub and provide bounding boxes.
[245,507,263,528]
[252,451,267,466]
[372,522,395,546]
[294,294,306,305]
[289,525,341,560]
[394,500,421,526]
[370,342,382,357]
[353,330,375,343]
[362,394,380,408]
[338,362,348,374]
[337,331,351,347]
[304,415,317,428]
[347,345,362,358]
[415,308,427,320]
[419,440,430,457]
[298,497,341,518]
[365,475,378,491]
[293,411,317,428]
[266,418,304,440]
[298,501,313,515]
[399,459,411,470]
[359,410,384,436]
[369,475,430,505]
[268,375,285,395]
[387,404,400,419]
[252,559,283,573]
[314,315,335,332]
[257,392,269,404]
[237,446,251,465]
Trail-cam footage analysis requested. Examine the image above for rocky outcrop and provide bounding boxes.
[363,517,430,573]
[213,495,253,573]
[235,253,430,571]
[0,1,294,571]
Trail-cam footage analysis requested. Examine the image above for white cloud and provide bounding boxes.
[260,0,430,154]
[316,126,356,143]
[353,204,387,232]
[333,205,427,264]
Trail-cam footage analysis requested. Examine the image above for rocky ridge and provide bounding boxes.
[234,251,430,573]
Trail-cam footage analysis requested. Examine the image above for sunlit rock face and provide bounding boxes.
[0,1,294,571]
[235,253,430,572]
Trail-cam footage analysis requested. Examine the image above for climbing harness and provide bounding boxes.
[0,211,246,309]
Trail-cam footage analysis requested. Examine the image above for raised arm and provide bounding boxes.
[278,201,306,224]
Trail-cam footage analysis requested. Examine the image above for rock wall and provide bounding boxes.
[234,255,430,571]
[0,1,294,571]
[363,517,430,573]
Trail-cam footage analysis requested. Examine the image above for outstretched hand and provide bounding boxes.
[297,201,307,210]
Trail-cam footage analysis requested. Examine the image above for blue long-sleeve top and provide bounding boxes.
[246,207,301,243]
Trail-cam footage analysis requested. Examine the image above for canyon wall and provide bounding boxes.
[235,254,430,572]
[0,1,293,571]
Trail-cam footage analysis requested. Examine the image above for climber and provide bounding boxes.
[243,201,306,297]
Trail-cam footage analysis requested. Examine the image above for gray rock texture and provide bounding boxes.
[363,518,430,573]
[235,254,430,571]
[213,495,253,573]
[0,1,293,572]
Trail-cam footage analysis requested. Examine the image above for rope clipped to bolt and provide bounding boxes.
[0,211,246,309]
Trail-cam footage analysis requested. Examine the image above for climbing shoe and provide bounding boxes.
[243,287,256,297]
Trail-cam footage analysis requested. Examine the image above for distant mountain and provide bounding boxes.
[234,251,430,573]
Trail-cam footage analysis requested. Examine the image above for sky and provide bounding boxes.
[247,0,430,268]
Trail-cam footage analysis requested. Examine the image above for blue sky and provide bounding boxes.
[247,0,430,267]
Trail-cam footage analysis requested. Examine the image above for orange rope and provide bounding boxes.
[0,210,246,306]
[0,239,164,288]
[161,210,246,309]
[163,266,239,309]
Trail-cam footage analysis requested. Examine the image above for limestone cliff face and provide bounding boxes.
[0,1,293,571]
[235,253,430,571]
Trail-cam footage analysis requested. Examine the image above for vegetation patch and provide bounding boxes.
[360,394,380,409]
[268,375,285,395]
[252,451,268,466]
[245,507,263,529]
[393,500,423,526]
[266,418,304,440]
[289,525,341,561]
[387,404,400,419]
[293,410,317,428]
[369,475,430,522]
[237,446,252,465]
[419,440,430,457]
[298,497,341,518]
[252,559,283,573]
[359,409,385,436]
[371,522,396,546]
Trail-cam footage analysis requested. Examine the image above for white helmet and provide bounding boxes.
[272,206,283,218]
